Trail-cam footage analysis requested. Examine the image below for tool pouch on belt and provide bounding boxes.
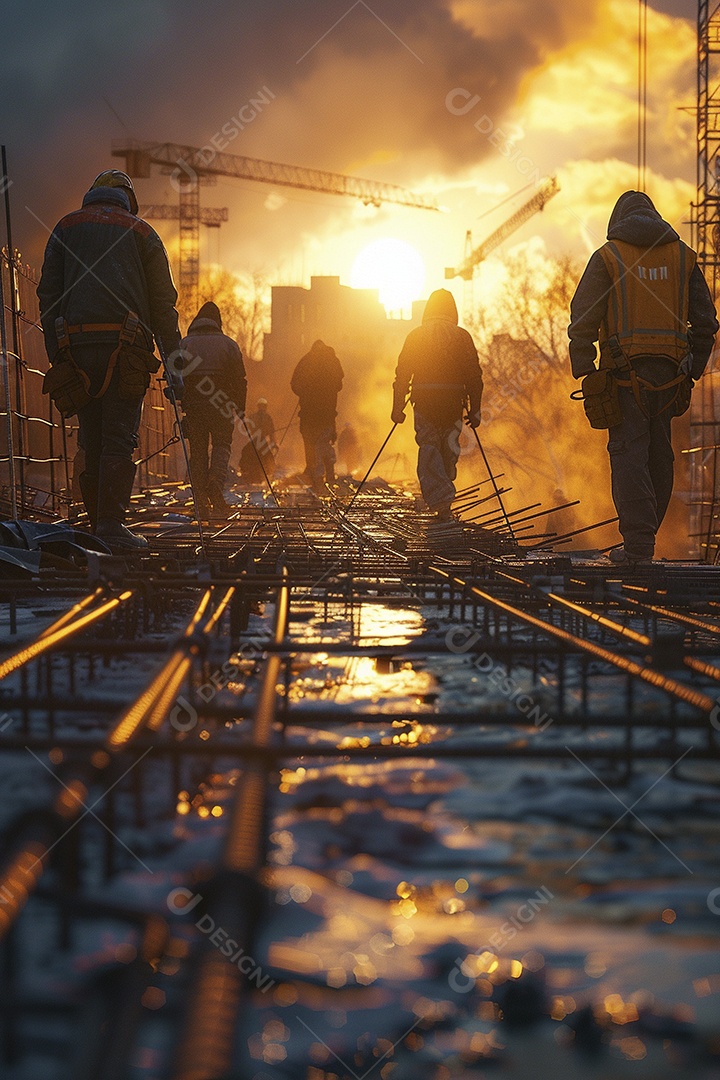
[42,357,92,417]
[570,370,622,430]
[117,345,161,400]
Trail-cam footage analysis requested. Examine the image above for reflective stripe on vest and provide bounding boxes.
[598,238,695,363]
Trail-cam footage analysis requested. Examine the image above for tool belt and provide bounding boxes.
[42,312,159,416]
[572,337,693,430]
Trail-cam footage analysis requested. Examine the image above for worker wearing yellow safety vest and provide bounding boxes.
[568,191,718,565]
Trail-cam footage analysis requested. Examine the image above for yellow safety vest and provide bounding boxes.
[598,238,695,365]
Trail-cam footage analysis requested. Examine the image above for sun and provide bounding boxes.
[350,238,426,315]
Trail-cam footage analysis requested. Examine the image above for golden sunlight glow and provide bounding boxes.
[350,238,426,314]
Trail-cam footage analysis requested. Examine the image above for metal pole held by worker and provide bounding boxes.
[240,413,280,506]
[468,419,515,540]
[343,422,397,514]
[157,343,208,558]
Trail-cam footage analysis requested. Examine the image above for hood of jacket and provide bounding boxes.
[191,300,222,328]
[81,186,132,213]
[607,190,678,247]
[186,317,224,336]
[305,339,338,362]
[422,288,458,324]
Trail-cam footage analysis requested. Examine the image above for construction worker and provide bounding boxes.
[291,340,344,492]
[337,421,361,475]
[248,397,276,449]
[392,289,483,521]
[240,398,276,483]
[37,170,181,551]
[178,301,247,517]
[568,190,718,565]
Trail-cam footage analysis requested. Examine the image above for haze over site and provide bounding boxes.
[1,0,698,307]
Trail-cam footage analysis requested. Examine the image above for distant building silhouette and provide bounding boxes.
[263,276,422,381]
[260,276,423,475]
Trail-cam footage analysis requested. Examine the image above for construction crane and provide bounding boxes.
[112,140,440,310]
[445,176,560,282]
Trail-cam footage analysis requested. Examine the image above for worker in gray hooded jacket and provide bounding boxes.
[392,289,483,521]
[37,170,181,551]
[179,301,247,517]
[568,191,717,565]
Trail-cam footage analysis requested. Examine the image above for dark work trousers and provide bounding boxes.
[184,406,233,497]
[413,409,463,511]
[73,345,143,480]
[606,357,682,558]
[301,425,336,488]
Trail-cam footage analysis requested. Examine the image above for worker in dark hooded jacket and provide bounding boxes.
[179,301,247,517]
[568,191,718,565]
[37,170,181,551]
[291,340,344,492]
[392,289,483,520]
[240,398,276,483]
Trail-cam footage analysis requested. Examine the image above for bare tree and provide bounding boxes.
[177,268,270,360]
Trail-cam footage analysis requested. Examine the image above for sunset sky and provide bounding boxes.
[1,0,698,311]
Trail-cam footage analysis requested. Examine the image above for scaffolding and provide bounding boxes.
[691,1,720,561]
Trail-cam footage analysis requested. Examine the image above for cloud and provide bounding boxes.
[2,0,607,265]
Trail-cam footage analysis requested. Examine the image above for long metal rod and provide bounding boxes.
[0,586,230,941]
[468,423,515,538]
[343,422,397,514]
[240,413,279,504]
[0,590,133,681]
[173,569,289,1080]
[521,515,619,551]
[2,146,25,511]
[0,237,16,518]
[155,344,207,557]
[429,565,715,714]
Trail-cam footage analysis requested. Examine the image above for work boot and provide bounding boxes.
[609,546,652,567]
[207,479,232,513]
[96,455,148,552]
[434,504,455,523]
[193,492,212,519]
[78,471,99,532]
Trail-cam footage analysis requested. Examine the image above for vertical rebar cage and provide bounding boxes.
[0,249,73,519]
[0,250,185,521]
[691,1,720,561]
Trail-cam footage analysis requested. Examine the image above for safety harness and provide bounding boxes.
[606,337,688,418]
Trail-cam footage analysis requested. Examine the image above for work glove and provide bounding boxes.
[391,382,408,426]
[466,409,481,429]
[679,353,693,377]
